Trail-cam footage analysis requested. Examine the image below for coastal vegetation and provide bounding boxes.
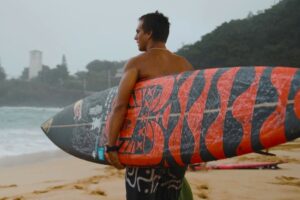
[176,0,300,68]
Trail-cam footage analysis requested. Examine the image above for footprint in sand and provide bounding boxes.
[195,184,209,199]
[33,189,50,194]
[274,176,300,187]
[90,189,106,196]
[33,184,66,194]
[49,185,65,190]
[13,196,25,200]
[28,176,107,198]
[0,184,17,189]
[104,166,125,178]
[73,184,85,190]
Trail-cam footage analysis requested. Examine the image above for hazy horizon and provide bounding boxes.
[0,0,278,78]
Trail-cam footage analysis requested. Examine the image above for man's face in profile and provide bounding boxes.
[134,20,151,52]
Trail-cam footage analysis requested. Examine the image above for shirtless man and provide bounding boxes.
[107,11,193,200]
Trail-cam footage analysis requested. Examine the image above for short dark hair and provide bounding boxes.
[139,11,170,43]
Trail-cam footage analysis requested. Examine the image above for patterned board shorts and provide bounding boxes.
[125,166,187,200]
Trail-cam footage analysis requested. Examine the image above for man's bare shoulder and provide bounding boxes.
[172,53,194,70]
[123,53,147,70]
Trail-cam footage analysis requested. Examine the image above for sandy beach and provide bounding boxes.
[0,140,299,200]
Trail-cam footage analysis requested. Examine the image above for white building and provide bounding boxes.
[29,50,42,79]
[115,67,123,78]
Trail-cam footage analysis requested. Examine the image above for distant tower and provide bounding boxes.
[61,54,67,67]
[29,50,42,79]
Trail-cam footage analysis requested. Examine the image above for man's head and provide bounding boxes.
[135,11,170,51]
[139,11,170,43]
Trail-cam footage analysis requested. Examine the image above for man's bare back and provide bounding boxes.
[132,48,193,81]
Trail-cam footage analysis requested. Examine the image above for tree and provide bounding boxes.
[85,60,125,91]
[0,66,6,81]
[34,63,70,87]
[55,64,69,80]
[20,67,29,80]
[35,65,51,83]
[247,11,254,19]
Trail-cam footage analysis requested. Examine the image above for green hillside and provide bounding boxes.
[177,0,300,68]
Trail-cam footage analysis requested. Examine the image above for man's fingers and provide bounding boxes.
[107,152,125,170]
[111,159,124,169]
[115,163,125,170]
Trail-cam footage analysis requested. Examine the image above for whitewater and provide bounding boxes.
[0,107,61,158]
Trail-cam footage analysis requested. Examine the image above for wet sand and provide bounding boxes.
[0,139,299,200]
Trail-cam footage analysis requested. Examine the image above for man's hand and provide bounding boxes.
[107,151,125,170]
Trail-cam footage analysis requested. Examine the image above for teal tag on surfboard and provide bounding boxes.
[98,147,105,160]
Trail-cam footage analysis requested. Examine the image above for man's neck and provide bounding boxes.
[146,41,167,51]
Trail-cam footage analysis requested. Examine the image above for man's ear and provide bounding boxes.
[146,31,152,40]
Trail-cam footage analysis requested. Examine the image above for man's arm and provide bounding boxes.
[107,59,138,169]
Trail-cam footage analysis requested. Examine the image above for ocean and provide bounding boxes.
[0,107,61,159]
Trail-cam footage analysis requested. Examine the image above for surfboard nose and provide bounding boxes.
[41,118,53,134]
[41,105,74,155]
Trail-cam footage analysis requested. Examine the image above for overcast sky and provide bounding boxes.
[0,0,278,78]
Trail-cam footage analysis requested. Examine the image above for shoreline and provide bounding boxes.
[0,150,67,168]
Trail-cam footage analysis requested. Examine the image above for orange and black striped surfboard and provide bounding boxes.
[41,66,300,167]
